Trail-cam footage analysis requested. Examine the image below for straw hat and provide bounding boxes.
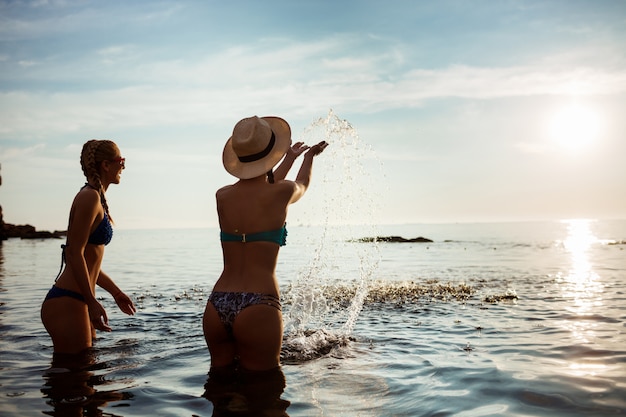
[222,116,292,179]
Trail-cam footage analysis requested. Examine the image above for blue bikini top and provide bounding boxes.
[88,212,113,246]
[55,208,113,281]
[220,223,287,247]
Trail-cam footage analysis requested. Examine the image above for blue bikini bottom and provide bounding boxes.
[45,285,86,303]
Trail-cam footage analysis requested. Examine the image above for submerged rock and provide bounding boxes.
[355,236,433,243]
[282,280,475,306]
[483,292,518,303]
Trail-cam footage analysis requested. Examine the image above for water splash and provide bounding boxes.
[282,109,383,362]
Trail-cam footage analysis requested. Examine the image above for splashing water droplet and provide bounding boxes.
[282,109,384,362]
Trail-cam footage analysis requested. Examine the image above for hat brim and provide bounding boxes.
[223,116,292,179]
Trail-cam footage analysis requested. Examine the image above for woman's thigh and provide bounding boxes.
[233,304,283,371]
[41,297,92,354]
[203,301,237,368]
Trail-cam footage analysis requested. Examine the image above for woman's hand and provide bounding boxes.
[288,142,309,158]
[87,300,112,332]
[305,141,329,157]
[274,142,310,181]
[114,292,137,316]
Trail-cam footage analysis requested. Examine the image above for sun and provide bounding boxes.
[546,103,603,152]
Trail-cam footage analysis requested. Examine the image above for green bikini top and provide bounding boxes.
[220,223,287,247]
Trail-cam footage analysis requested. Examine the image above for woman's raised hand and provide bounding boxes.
[306,141,329,157]
[288,142,309,158]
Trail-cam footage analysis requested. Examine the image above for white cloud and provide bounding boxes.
[0,143,46,159]
[2,43,625,142]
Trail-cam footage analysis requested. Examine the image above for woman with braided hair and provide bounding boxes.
[41,139,136,355]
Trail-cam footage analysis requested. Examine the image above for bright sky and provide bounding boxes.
[1,0,625,230]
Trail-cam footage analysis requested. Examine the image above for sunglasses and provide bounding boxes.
[110,157,126,168]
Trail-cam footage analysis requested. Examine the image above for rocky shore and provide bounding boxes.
[2,223,66,240]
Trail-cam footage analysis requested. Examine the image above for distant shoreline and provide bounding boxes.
[1,223,66,240]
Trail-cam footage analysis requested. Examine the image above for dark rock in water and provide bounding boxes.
[0,166,4,241]
[2,223,66,240]
[0,207,5,241]
[356,236,433,243]
[483,293,518,303]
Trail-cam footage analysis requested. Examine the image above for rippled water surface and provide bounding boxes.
[1,220,625,416]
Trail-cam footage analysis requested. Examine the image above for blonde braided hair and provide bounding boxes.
[80,139,117,223]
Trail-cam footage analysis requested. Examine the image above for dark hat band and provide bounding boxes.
[237,132,276,163]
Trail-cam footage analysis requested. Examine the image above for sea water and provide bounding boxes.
[1,220,625,416]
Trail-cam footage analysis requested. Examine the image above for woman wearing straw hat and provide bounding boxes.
[203,115,327,373]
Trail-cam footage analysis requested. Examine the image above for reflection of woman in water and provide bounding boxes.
[41,349,130,417]
[203,116,327,373]
[41,140,136,355]
[203,365,290,416]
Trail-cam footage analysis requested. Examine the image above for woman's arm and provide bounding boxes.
[273,142,308,181]
[290,141,328,204]
[65,190,112,331]
[98,271,136,316]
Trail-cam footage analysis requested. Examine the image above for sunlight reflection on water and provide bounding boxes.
[556,219,609,376]
[558,219,603,311]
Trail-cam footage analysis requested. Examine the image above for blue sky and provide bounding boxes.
[1,0,625,230]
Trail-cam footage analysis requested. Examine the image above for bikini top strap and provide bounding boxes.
[55,244,67,282]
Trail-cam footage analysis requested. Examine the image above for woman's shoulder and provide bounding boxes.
[74,186,100,204]
[216,184,235,198]
[67,187,103,232]
[274,179,298,192]
[70,187,101,214]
